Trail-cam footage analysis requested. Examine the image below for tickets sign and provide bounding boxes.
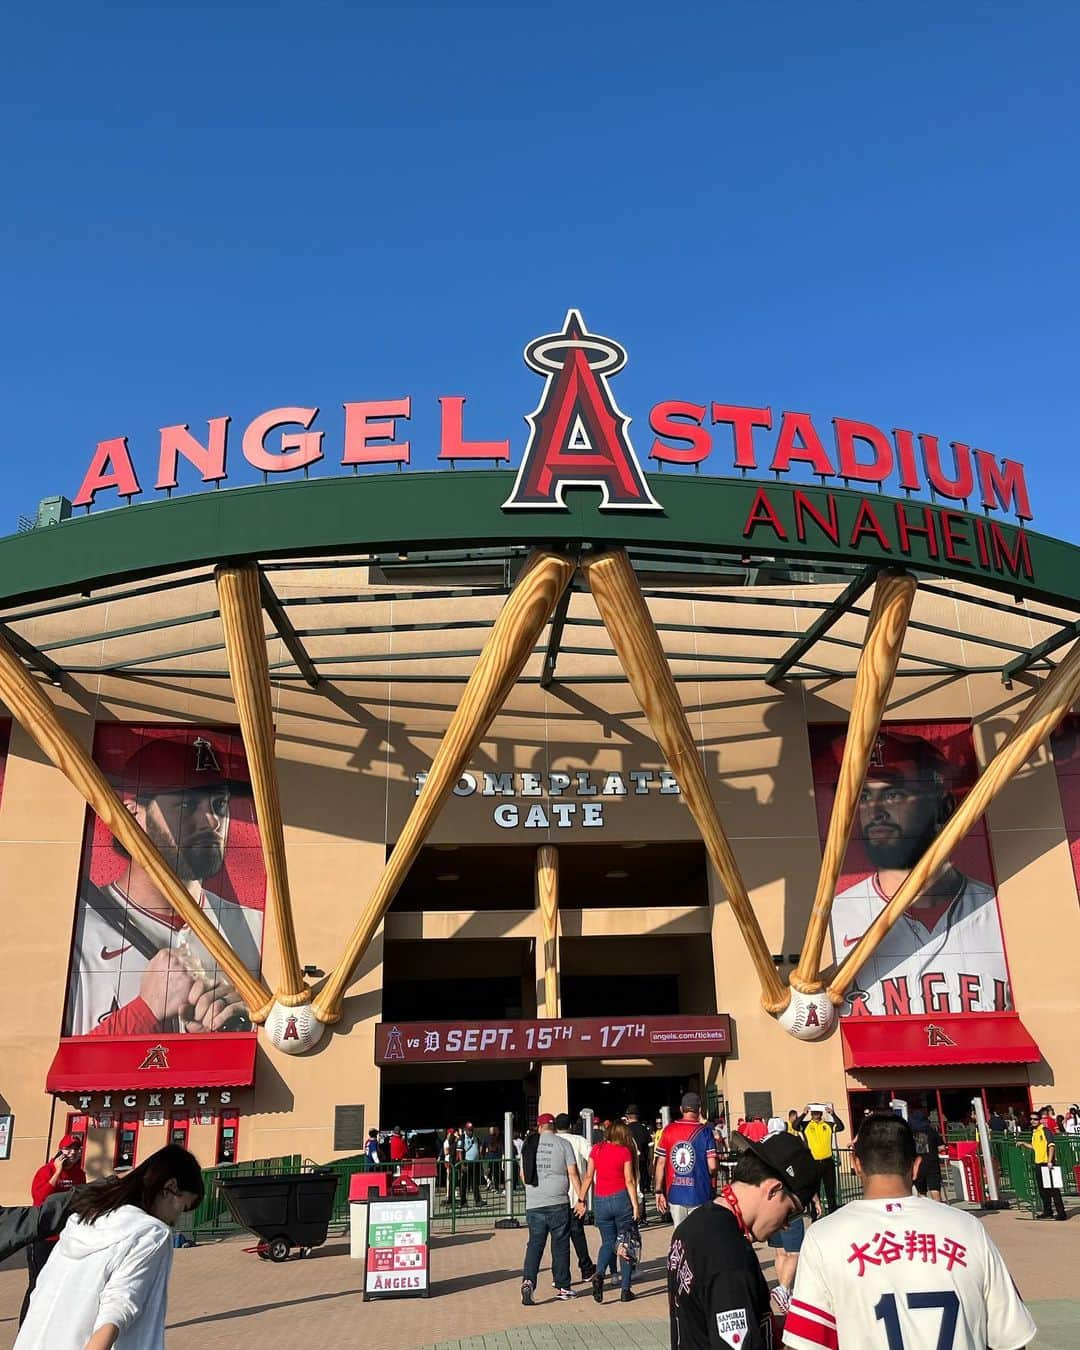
[363,1197,430,1300]
[374,1014,732,1064]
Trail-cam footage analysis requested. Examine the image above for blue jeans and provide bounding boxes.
[594,1191,634,1293]
[523,1204,571,1290]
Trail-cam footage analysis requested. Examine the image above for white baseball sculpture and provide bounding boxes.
[263,999,326,1054]
[777,988,838,1042]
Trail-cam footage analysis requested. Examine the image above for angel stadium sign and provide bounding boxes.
[71,311,1034,544]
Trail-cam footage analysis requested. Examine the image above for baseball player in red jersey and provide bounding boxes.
[65,737,263,1038]
[783,1113,1034,1350]
[828,731,1010,1018]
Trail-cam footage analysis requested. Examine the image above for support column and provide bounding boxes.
[539,1063,570,1117]
[535,844,568,1115]
[535,844,560,1017]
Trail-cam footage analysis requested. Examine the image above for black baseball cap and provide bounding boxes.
[743,1133,820,1208]
[680,1091,702,1112]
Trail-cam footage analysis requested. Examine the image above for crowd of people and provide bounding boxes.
[0,1094,1065,1346]
[500,1094,1048,1347]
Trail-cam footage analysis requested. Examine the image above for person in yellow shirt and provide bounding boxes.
[795,1103,845,1213]
[1022,1110,1066,1220]
[787,1110,800,1136]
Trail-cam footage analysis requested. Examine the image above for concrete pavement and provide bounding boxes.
[0,1205,1076,1348]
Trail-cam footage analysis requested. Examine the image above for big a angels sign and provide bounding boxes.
[503,310,660,511]
[71,309,1034,524]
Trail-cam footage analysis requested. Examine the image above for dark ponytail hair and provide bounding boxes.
[72,1145,204,1225]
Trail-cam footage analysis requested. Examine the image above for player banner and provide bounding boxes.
[1050,714,1080,902]
[61,726,266,1043]
[809,721,1012,1018]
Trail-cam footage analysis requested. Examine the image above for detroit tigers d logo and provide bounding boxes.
[503,310,661,511]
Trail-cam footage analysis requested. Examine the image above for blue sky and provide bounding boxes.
[3,3,1077,540]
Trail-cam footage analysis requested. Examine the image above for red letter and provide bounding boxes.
[649,401,710,464]
[342,398,411,466]
[849,499,891,550]
[892,429,922,491]
[72,437,142,507]
[958,973,980,1014]
[919,436,973,501]
[771,411,834,476]
[438,396,510,461]
[155,418,230,490]
[711,404,771,470]
[895,503,939,559]
[793,490,840,544]
[834,418,893,484]
[881,978,911,1016]
[974,452,1033,520]
[242,407,324,473]
[743,487,788,541]
[920,972,949,1014]
[940,511,973,565]
[989,524,1033,580]
[974,517,990,567]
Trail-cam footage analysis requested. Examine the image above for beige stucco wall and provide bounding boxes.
[0,572,1077,1202]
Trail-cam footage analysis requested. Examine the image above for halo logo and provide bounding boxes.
[503,310,661,511]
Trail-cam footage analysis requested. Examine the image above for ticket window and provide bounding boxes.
[114,1113,139,1170]
[65,1113,89,1151]
[168,1113,190,1149]
[216,1111,239,1165]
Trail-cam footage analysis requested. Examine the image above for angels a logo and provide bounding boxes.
[671,1140,697,1175]
[138,1044,170,1071]
[192,736,221,774]
[503,310,661,511]
[926,1022,957,1048]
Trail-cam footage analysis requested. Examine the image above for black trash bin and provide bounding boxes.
[218,1170,339,1263]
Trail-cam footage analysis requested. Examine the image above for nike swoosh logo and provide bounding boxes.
[100,944,132,961]
[842,935,860,947]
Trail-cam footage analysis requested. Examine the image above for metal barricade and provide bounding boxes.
[433,1159,527,1234]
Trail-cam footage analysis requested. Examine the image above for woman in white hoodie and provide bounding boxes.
[15,1144,203,1350]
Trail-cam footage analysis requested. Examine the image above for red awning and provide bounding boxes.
[46,1034,257,1093]
[841,1013,1040,1071]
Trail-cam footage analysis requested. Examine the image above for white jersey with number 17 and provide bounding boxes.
[783,1196,1035,1350]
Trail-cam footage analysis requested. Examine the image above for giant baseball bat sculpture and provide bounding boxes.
[827,636,1080,1006]
[791,571,917,995]
[216,563,308,1007]
[537,844,560,1018]
[310,549,576,1029]
[583,548,789,1014]
[0,627,274,1019]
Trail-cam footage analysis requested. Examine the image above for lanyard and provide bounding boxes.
[721,1185,751,1240]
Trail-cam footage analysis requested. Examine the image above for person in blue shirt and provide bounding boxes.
[458,1124,482,1207]
[365,1129,381,1166]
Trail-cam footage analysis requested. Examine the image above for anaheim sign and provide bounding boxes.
[71,310,1034,527]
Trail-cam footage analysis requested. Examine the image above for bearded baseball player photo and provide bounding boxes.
[64,732,265,1038]
[817,726,1011,1018]
[783,1112,1035,1350]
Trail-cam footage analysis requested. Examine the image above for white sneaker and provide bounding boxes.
[555,1287,576,1300]
[771,1284,792,1314]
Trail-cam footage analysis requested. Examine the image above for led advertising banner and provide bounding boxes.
[809,722,1011,1019]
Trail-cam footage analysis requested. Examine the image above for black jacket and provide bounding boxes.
[0,1191,78,1262]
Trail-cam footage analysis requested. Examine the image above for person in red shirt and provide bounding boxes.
[19,1134,86,1326]
[581,1120,640,1302]
[389,1127,409,1162]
